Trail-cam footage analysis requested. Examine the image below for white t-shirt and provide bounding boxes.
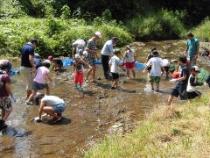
[146,57,163,76]
[124,50,135,63]
[101,40,114,56]
[109,55,121,73]
[41,95,65,107]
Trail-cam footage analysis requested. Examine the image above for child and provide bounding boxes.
[186,66,202,99]
[48,56,63,72]
[123,46,136,79]
[109,50,122,89]
[26,60,52,105]
[0,61,15,130]
[145,51,163,92]
[34,94,65,123]
[73,54,91,97]
[168,56,189,106]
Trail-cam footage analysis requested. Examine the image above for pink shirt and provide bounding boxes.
[34,66,49,84]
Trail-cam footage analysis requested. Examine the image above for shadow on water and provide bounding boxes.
[44,117,72,125]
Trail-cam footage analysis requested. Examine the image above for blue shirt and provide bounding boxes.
[21,43,34,67]
[186,38,199,58]
[101,40,114,56]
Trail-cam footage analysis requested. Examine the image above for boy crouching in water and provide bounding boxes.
[34,94,65,123]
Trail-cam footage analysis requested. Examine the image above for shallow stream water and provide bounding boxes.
[1,40,209,158]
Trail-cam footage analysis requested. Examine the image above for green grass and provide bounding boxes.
[85,94,210,158]
[0,17,132,57]
[127,10,186,40]
[194,18,210,42]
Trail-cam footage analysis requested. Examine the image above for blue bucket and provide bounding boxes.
[135,62,145,71]
[94,59,102,65]
[62,57,73,67]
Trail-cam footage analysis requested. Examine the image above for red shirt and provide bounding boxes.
[0,74,11,98]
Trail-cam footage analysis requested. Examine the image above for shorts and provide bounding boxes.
[0,97,12,112]
[32,82,48,91]
[149,76,161,83]
[74,71,84,86]
[86,56,96,66]
[112,73,119,80]
[125,62,135,69]
[53,103,65,113]
[20,66,33,91]
[171,84,187,100]
[187,91,201,99]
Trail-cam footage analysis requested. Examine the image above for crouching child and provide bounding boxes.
[35,94,65,123]
[186,66,202,99]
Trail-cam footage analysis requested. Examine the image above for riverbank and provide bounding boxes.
[85,91,210,158]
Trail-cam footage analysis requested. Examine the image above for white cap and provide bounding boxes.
[192,65,200,72]
[43,59,51,64]
[75,54,80,59]
[95,31,102,38]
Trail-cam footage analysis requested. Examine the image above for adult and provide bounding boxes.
[101,37,119,79]
[186,32,199,66]
[85,31,102,82]
[0,64,15,130]
[72,39,86,56]
[20,39,37,99]
[34,94,65,123]
[48,56,63,72]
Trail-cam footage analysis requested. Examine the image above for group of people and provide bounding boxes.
[0,31,208,130]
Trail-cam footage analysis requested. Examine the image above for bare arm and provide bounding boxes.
[29,54,35,70]
[39,101,45,119]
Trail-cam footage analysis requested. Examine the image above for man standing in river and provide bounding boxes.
[101,37,119,80]
[20,39,37,100]
[186,32,199,66]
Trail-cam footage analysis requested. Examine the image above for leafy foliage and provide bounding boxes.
[127,10,186,40]
[0,17,132,57]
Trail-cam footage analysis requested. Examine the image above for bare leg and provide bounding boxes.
[43,106,58,118]
[86,68,92,81]
[127,69,130,79]
[92,66,96,82]
[167,95,174,106]
[132,69,136,78]
[2,108,12,121]
[151,82,154,91]
[27,90,37,102]
[26,90,32,100]
[156,82,159,91]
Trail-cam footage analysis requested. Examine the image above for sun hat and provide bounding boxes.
[94,31,102,38]
[75,54,81,59]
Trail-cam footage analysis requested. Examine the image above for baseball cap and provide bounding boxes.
[192,65,200,72]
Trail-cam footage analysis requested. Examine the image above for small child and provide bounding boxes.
[48,56,63,72]
[145,51,163,92]
[73,54,91,97]
[109,50,122,89]
[123,46,136,79]
[26,60,52,105]
[186,66,202,99]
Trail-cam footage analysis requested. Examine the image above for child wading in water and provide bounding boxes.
[26,60,52,105]
[123,46,136,79]
[109,50,123,89]
[73,54,91,97]
[145,51,163,92]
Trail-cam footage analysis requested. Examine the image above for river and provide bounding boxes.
[1,40,208,158]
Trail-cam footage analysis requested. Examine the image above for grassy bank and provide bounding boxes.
[127,10,186,40]
[85,94,210,158]
[0,17,132,57]
[194,18,210,42]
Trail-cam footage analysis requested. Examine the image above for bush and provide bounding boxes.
[0,17,132,57]
[127,10,186,40]
[193,18,210,42]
